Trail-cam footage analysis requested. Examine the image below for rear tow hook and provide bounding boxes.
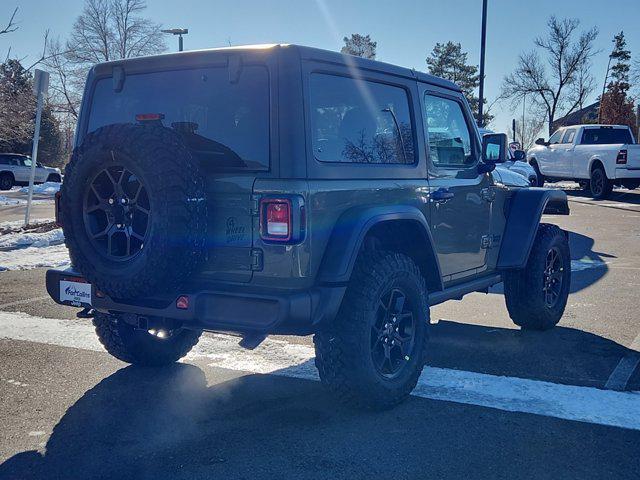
[76,307,95,319]
[238,333,267,350]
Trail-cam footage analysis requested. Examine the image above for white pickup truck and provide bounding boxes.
[527,124,640,199]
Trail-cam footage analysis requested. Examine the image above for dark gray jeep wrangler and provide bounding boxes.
[46,44,570,409]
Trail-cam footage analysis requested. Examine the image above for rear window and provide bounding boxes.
[87,66,270,170]
[309,73,415,164]
[580,128,632,145]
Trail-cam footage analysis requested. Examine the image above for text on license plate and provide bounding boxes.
[59,280,92,306]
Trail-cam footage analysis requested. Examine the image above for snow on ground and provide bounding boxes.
[0,228,64,249]
[0,195,21,206]
[18,181,61,195]
[0,244,70,271]
[0,222,69,271]
[0,218,54,230]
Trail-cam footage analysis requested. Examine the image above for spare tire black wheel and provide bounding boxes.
[61,123,207,298]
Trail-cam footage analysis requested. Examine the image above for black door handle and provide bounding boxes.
[432,189,454,202]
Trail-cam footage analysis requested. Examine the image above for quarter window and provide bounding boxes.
[423,94,475,167]
[562,128,576,144]
[309,74,415,164]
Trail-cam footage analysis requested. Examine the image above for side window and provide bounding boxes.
[548,130,563,145]
[423,94,475,167]
[562,129,576,144]
[309,73,415,164]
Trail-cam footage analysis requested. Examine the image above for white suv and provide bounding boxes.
[0,153,62,190]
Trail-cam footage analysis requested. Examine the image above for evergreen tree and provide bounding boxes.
[341,34,377,60]
[0,59,62,165]
[427,42,492,124]
[601,31,636,129]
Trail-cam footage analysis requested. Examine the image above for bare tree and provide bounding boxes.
[45,0,165,122]
[0,7,18,35]
[502,17,598,136]
[507,114,545,150]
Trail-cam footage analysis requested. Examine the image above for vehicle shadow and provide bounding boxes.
[491,229,611,296]
[1,322,639,479]
[564,188,640,206]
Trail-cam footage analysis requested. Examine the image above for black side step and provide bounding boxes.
[428,274,502,306]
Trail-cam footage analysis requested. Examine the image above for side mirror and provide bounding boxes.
[512,149,526,161]
[535,137,548,146]
[482,133,508,164]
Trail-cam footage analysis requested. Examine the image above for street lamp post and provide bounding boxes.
[477,0,488,127]
[161,28,189,52]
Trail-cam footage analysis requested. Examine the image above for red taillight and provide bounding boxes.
[135,113,165,122]
[260,199,292,242]
[176,295,189,310]
[616,149,628,164]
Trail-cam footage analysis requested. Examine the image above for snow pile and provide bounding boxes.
[0,244,70,271]
[0,218,54,230]
[0,195,21,206]
[0,228,64,249]
[0,222,69,271]
[18,181,61,195]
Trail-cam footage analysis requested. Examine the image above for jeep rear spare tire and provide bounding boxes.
[61,124,207,298]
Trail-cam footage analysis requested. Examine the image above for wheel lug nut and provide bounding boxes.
[108,198,114,205]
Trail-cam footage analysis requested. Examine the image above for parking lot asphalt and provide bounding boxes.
[0,188,639,479]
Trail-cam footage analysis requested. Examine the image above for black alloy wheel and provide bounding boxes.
[542,247,564,308]
[371,288,416,379]
[83,165,151,261]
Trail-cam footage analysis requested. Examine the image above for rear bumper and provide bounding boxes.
[614,167,640,180]
[46,268,345,336]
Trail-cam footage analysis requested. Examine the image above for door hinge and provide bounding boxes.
[250,196,260,216]
[250,248,264,271]
[481,187,496,202]
[481,235,491,249]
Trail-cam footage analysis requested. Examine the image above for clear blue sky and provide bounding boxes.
[5,0,640,134]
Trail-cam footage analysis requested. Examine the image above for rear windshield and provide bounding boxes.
[87,66,270,170]
[580,128,632,145]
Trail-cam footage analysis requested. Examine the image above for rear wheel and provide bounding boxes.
[314,251,429,410]
[504,224,571,330]
[0,173,14,190]
[46,173,61,183]
[589,165,612,199]
[93,312,202,366]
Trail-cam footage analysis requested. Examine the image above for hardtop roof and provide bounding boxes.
[90,43,461,92]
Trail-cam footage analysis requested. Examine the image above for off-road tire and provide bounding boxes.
[589,165,612,199]
[314,251,429,410]
[531,161,545,187]
[0,172,13,190]
[93,312,202,366]
[61,123,207,298]
[504,224,571,330]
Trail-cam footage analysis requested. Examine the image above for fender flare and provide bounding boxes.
[317,205,442,289]
[588,157,611,179]
[497,188,569,270]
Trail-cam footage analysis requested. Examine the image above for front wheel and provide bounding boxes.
[314,251,429,410]
[503,224,571,330]
[93,312,202,366]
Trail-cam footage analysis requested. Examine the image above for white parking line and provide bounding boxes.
[1,311,640,431]
[605,332,640,391]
